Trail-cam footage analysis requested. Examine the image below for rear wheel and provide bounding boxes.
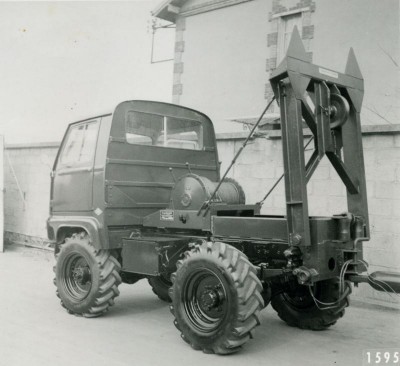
[271,279,350,330]
[54,233,122,317]
[148,274,172,302]
[169,241,264,354]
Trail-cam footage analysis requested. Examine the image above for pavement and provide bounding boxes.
[0,244,399,366]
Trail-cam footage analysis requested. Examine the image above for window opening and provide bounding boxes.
[277,13,302,63]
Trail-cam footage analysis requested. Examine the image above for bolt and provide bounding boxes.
[292,234,302,245]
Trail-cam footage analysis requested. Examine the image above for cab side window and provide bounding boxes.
[59,121,99,166]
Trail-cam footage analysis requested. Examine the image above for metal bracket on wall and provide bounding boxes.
[150,19,175,64]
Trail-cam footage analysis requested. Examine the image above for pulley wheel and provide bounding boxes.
[329,94,350,129]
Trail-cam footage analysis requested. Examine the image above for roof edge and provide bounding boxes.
[152,0,255,22]
[152,0,182,23]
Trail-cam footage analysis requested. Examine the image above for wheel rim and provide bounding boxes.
[182,268,228,333]
[63,252,92,301]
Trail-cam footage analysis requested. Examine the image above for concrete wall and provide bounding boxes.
[0,137,3,252]
[4,143,58,248]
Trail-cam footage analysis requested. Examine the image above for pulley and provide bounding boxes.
[329,94,350,129]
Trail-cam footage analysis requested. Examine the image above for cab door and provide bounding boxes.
[52,119,100,213]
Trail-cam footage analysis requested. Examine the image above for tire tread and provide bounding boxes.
[53,233,121,318]
[170,241,264,355]
[271,280,349,331]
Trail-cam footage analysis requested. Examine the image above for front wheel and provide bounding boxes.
[271,279,350,330]
[54,233,122,318]
[169,241,264,354]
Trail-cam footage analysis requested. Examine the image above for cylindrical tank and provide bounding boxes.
[170,174,245,210]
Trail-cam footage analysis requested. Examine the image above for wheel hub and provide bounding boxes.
[62,253,93,301]
[200,290,218,310]
[72,266,90,285]
[199,286,224,311]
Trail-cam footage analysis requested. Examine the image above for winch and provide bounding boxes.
[170,173,245,210]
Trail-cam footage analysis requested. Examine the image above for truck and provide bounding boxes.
[48,29,399,354]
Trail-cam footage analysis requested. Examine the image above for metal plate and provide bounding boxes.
[122,239,160,276]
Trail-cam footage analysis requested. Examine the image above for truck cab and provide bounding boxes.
[48,100,220,250]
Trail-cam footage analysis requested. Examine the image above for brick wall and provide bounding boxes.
[3,128,399,307]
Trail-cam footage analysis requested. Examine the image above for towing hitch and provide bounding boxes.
[350,271,400,294]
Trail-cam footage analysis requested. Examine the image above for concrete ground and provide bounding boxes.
[0,245,399,366]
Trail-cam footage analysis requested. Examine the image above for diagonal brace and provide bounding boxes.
[326,152,359,194]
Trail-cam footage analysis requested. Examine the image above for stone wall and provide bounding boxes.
[3,126,400,307]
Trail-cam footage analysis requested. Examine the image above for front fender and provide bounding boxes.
[48,216,107,249]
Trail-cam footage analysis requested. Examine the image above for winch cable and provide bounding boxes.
[257,135,314,206]
[197,96,276,214]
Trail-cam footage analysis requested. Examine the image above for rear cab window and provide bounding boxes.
[125,111,203,150]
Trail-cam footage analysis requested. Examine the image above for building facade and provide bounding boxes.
[154,0,399,131]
